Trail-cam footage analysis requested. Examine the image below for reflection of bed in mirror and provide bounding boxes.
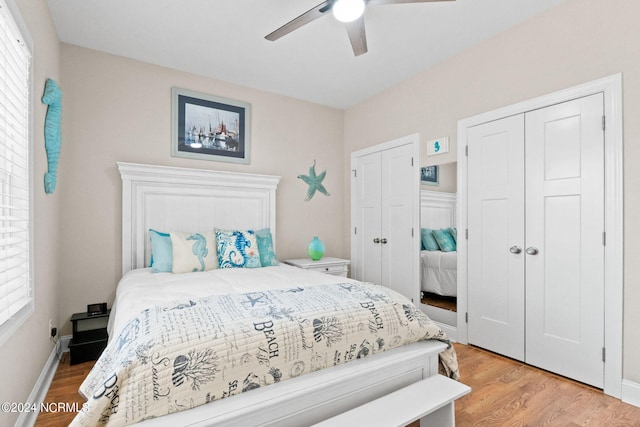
[420,189,458,337]
[421,250,457,297]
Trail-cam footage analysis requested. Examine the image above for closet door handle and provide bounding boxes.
[373,238,381,244]
[510,246,522,254]
[526,246,539,255]
[380,238,388,244]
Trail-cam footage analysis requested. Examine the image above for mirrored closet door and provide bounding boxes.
[419,162,458,336]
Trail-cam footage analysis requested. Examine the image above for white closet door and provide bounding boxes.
[352,151,383,285]
[467,114,526,361]
[525,93,605,388]
[381,143,417,302]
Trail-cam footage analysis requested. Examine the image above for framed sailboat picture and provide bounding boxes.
[420,165,439,185]
[171,88,251,164]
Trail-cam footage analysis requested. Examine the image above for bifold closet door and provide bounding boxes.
[525,93,605,388]
[467,94,605,388]
[467,114,526,361]
[380,143,416,301]
[352,142,417,302]
[352,151,383,285]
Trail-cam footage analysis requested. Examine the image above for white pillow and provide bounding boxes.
[170,231,218,273]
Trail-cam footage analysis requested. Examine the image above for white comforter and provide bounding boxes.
[108,265,360,340]
[420,250,457,297]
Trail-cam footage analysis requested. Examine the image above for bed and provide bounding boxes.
[421,250,457,297]
[420,190,458,297]
[71,163,459,427]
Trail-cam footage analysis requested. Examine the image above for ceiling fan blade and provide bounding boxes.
[265,1,333,41]
[367,0,454,4]
[345,16,368,56]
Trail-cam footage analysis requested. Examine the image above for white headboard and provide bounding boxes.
[118,162,281,275]
[420,189,457,229]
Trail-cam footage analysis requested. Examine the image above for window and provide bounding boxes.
[0,0,32,345]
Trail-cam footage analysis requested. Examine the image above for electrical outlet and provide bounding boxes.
[48,319,53,339]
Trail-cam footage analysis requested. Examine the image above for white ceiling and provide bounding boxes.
[47,0,566,109]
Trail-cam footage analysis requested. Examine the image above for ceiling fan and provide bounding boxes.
[265,0,454,56]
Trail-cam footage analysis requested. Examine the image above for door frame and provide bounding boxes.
[456,74,623,398]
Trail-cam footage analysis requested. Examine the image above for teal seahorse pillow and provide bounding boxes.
[216,229,261,269]
[256,228,279,266]
[433,228,456,252]
[149,229,172,273]
[170,231,218,274]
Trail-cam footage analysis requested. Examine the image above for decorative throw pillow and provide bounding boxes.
[170,231,218,274]
[421,228,440,251]
[216,229,262,269]
[256,228,279,266]
[149,229,172,273]
[433,228,456,252]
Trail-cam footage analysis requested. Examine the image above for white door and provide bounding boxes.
[381,144,418,302]
[351,139,419,303]
[525,93,605,388]
[467,114,526,361]
[352,151,383,285]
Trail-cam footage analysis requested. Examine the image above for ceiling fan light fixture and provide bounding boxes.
[332,0,365,23]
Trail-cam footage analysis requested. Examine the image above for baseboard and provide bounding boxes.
[622,379,640,408]
[14,335,70,427]
[60,334,71,353]
[433,320,457,342]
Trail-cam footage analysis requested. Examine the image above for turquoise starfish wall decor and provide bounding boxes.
[297,160,330,201]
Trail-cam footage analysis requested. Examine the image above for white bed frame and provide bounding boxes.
[420,189,458,340]
[420,189,457,230]
[118,162,280,274]
[117,162,447,426]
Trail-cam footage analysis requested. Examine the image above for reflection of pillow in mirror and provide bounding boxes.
[171,231,218,273]
[447,227,457,243]
[421,228,440,251]
[216,229,262,268]
[256,228,279,266]
[149,229,172,273]
[433,228,456,252]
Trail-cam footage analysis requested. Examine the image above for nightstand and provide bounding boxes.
[68,309,110,365]
[284,257,350,277]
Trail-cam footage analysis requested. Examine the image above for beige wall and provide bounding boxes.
[5,0,640,417]
[0,0,61,425]
[344,0,640,382]
[57,45,346,335]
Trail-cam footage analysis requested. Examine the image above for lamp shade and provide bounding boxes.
[333,0,365,23]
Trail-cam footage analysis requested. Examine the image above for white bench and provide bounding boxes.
[312,374,471,427]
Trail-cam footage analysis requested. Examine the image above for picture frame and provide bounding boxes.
[421,165,439,186]
[171,87,251,164]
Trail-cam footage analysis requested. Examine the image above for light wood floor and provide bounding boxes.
[453,344,640,426]
[421,292,457,312]
[36,344,640,426]
[35,353,95,427]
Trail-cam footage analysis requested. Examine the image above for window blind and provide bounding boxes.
[0,0,32,333]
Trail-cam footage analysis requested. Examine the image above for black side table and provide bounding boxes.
[68,309,110,365]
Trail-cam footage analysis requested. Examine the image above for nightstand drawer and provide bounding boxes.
[284,257,350,277]
[307,264,349,276]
